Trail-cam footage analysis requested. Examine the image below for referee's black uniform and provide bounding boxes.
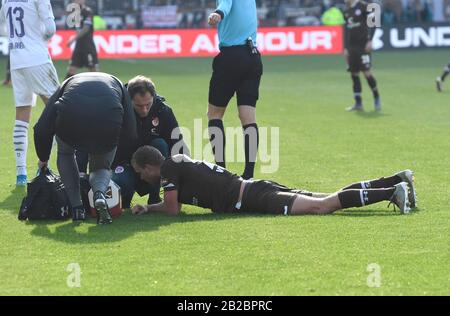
[208,0,262,180]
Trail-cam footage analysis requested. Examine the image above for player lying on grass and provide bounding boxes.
[130,146,417,216]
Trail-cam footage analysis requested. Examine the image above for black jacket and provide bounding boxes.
[34,72,137,162]
[113,95,185,167]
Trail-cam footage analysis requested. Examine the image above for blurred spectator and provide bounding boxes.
[94,15,107,30]
[384,0,403,23]
[321,5,345,25]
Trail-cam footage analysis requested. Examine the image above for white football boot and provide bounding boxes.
[395,169,417,209]
[389,182,412,214]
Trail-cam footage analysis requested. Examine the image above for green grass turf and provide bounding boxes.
[0,50,449,295]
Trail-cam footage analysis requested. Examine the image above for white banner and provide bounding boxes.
[142,5,178,28]
[372,24,450,50]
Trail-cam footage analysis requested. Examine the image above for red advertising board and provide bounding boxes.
[48,26,343,60]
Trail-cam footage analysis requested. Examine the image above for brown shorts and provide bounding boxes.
[239,180,312,215]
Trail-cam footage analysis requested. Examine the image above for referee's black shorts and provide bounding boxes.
[209,45,263,108]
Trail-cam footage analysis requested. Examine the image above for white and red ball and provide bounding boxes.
[88,180,123,218]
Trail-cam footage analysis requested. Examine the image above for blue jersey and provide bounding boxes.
[215,0,258,48]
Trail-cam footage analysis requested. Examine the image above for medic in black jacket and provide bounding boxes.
[113,95,185,167]
[111,75,189,208]
[34,72,137,224]
[35,73,137,159]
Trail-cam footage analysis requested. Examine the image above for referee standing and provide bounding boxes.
[207,0,263,180]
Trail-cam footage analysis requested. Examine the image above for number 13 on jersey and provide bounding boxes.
[6,6,25,38]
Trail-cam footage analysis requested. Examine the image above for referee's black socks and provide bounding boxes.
[208,119,226,168]
[242,123,259,180]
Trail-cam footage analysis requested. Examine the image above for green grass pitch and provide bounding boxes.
[0,50,449,295]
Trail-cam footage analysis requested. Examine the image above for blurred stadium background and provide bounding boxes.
[2,0,448,60]
[48,0,450,30]
[2,1,450,60]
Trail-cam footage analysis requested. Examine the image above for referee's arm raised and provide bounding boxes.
[208,0,232,26]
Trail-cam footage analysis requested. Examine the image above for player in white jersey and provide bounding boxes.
[0,0,60,186]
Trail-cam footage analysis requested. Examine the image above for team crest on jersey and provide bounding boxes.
[115,166,125,174]
[355,9,362,16]
[152,117,159,127]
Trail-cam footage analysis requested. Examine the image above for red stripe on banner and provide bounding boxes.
[48,26,343,60]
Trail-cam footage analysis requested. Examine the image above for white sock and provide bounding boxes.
[14,120,29,176]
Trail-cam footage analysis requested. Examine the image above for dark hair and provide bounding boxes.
[131,146,164,168]
[127,75,156,99]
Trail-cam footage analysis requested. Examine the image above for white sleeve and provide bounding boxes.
[0,22,6,37]
[0,2,6,27]
[36,0,56,39]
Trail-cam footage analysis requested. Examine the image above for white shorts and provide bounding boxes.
[11,63,60,107]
